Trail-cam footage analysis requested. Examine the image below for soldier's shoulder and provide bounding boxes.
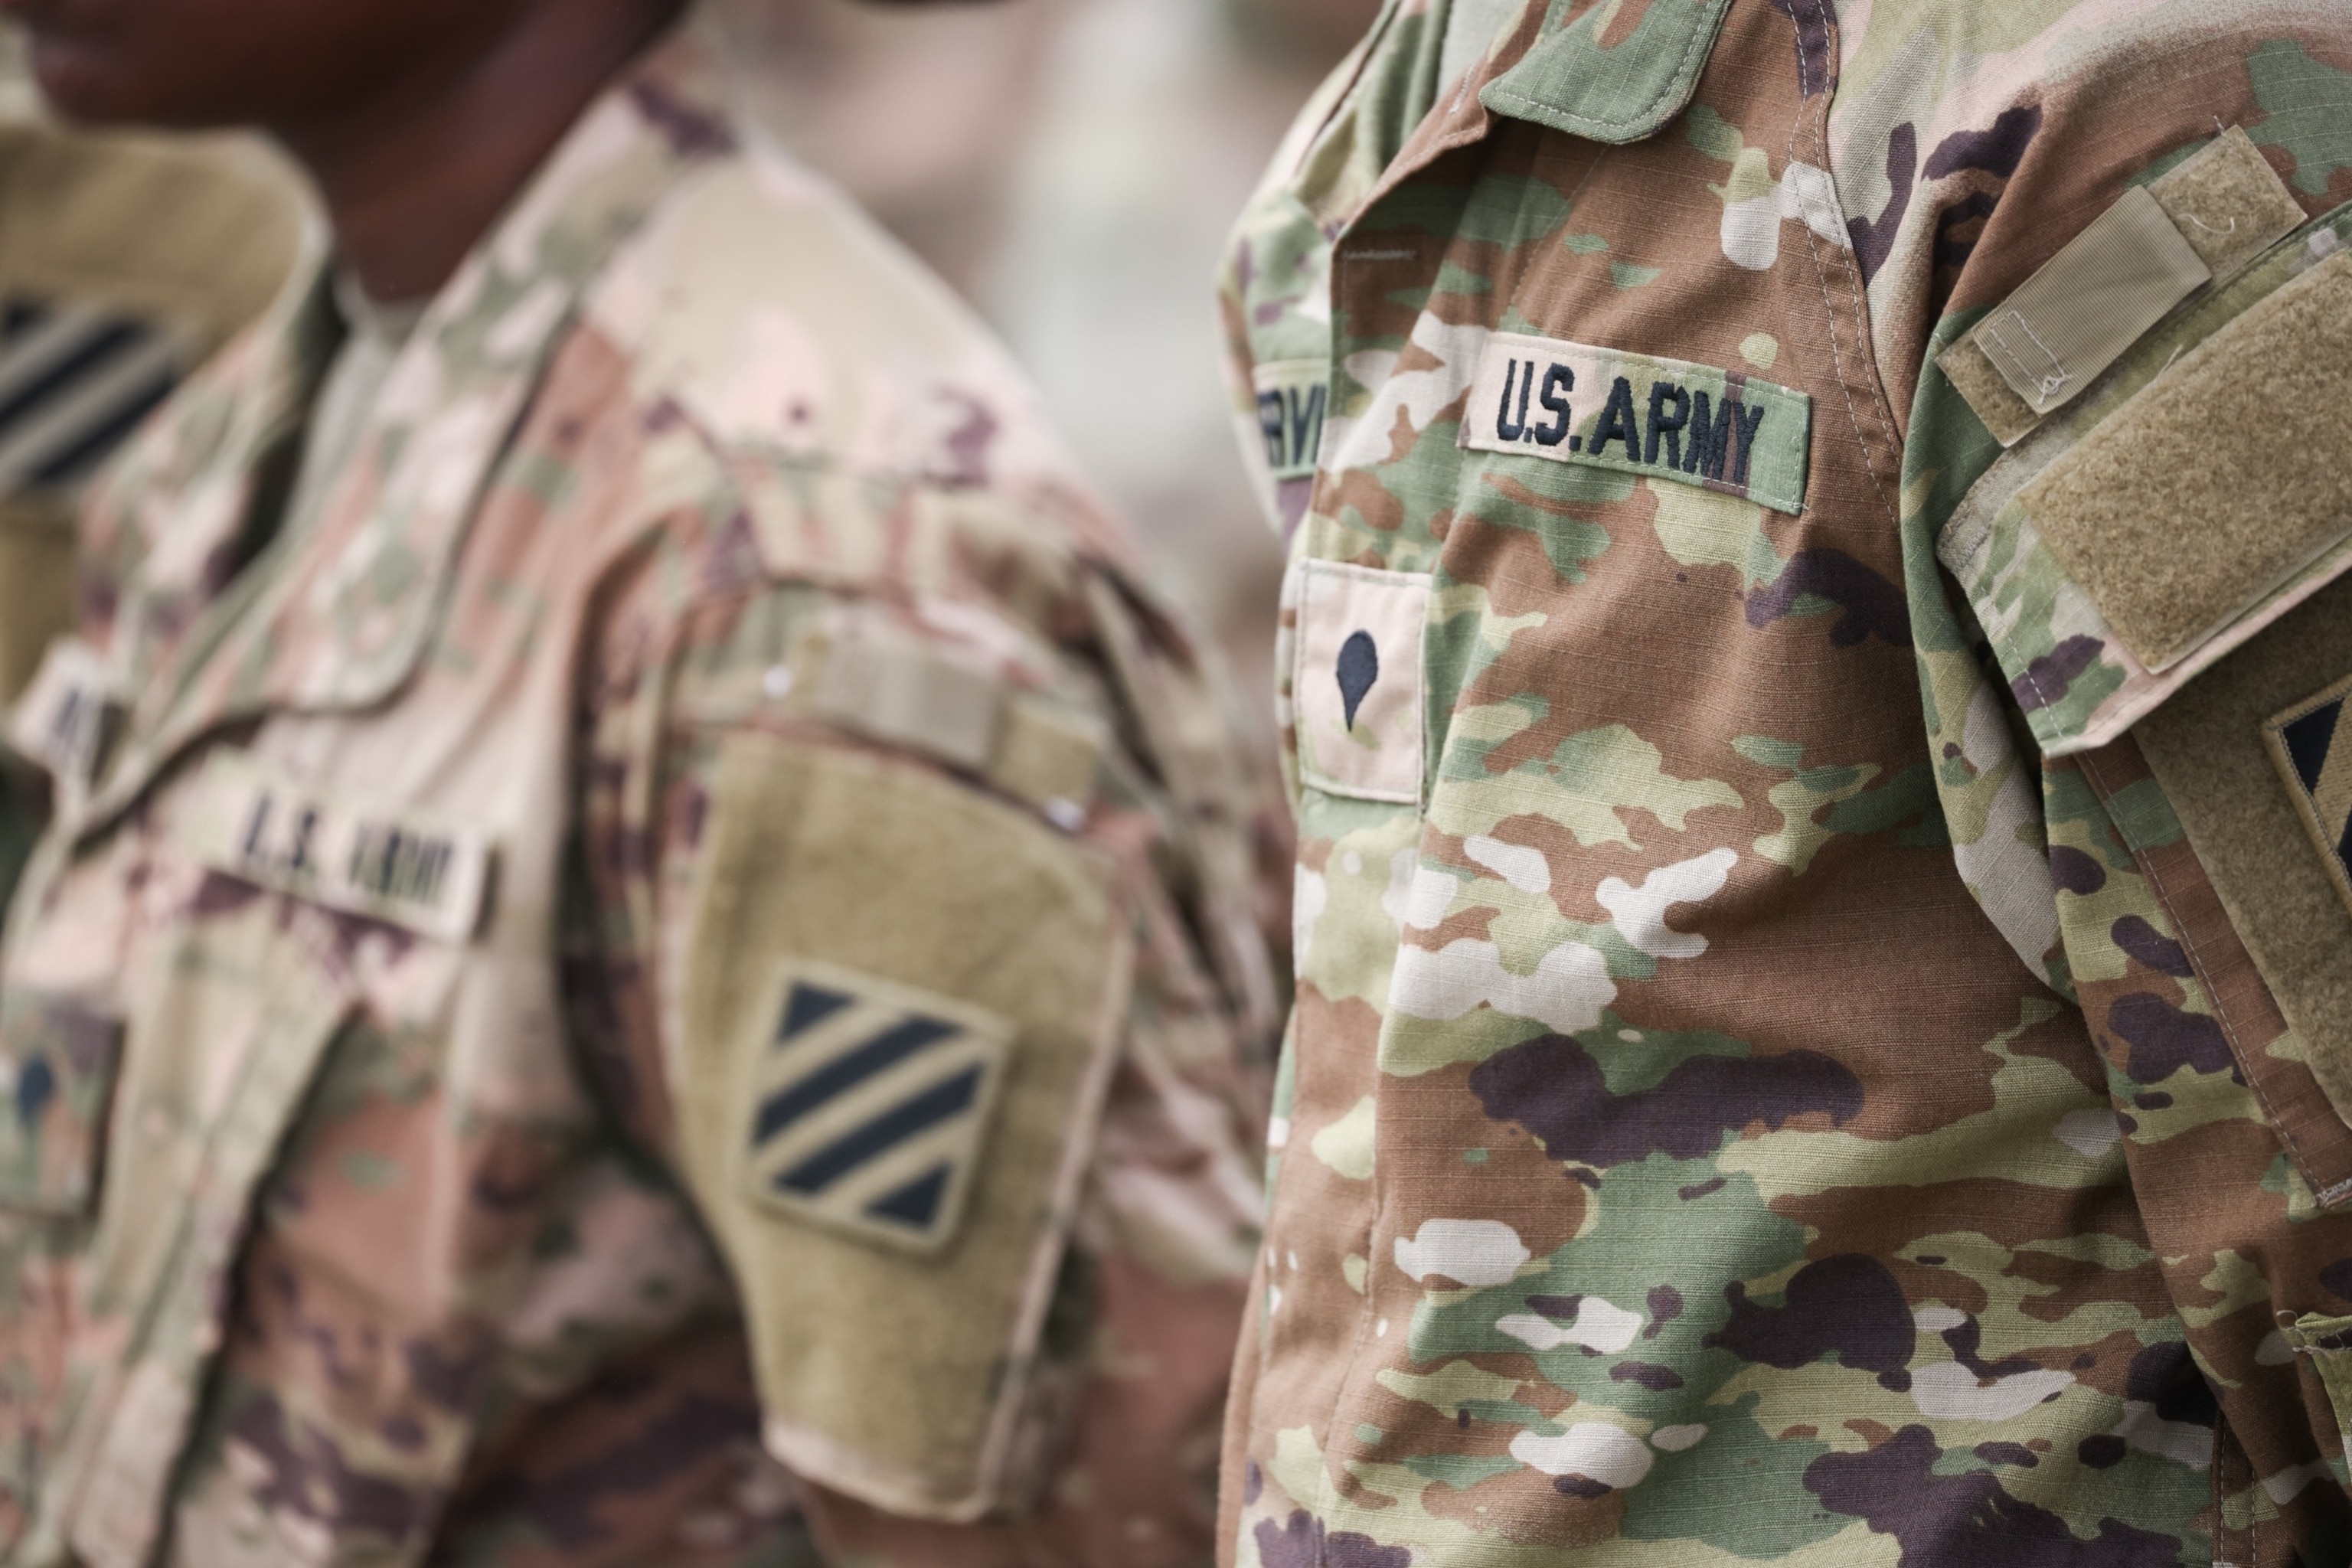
[581,133,1101,531]
[1831,0,2352,146]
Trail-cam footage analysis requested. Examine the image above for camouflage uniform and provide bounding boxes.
[1219,1,2352,1563]
[0,27,1276,1568]
[0,67,304,908]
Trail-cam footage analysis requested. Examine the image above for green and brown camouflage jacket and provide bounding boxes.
[1219,1,2352,1563]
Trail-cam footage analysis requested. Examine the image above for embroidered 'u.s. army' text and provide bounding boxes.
[1459,332,1811,514]
[180,751,494,943]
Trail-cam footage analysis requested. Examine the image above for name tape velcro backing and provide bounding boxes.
[181,751,493,942]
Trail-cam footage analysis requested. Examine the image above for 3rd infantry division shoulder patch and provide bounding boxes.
[741,960,1011,1254]
[2265,673,2352,920]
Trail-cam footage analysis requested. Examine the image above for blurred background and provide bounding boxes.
[705,0,1380,737]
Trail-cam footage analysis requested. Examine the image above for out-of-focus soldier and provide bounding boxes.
[1217,0,2352,1563]
[0,0,1277,1564]
[0,29,300,902]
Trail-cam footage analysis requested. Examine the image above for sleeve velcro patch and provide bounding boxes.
[681,736,1129,1522]
[2017,250,2352,674]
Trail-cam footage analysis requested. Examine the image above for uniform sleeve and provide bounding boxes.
[1852,10,2352,1552]
[564,474,1270,1536]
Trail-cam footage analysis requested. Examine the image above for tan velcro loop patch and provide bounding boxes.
[1936,128,2301,446]
[987,696,1106,821]
[681,736,1131,1522]
[795,616,1106,822]
[2149,126,2305,277]
[808,616,1003,772]
[2017,250,2352,673]
[2133,573,2352,1137]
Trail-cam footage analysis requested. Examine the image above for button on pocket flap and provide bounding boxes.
[0,992,124,1217]
[1939,210,2352,761]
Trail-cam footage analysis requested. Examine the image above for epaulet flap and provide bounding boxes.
[1479,0,1733,145]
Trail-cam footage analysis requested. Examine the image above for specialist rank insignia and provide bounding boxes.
[2265,674,2352,919]
[742,962,1012,1254]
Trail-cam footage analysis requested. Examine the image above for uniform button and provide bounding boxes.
[761,665,794,701]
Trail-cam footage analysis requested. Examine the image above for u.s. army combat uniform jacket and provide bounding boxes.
[1220,1,2352,1563]
[0,28,1279,1568]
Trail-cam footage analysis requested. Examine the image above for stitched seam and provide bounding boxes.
[1785,11,1902,530]
[1978,310,2068,401]
[2077,746,2321,1184]
[1481,0,1726,136]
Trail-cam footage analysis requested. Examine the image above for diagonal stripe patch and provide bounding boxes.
[0,295,183,495]
[741,960,1011,1254]
[2265,673,2352,921]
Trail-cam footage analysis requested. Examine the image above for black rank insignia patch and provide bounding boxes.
[2265,674,2352,919]
[741,961,1011,1254]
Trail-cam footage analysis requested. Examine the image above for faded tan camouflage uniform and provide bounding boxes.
[0,67,303,911]
[0,24,1279,1568]
[1219,1,2352,1563]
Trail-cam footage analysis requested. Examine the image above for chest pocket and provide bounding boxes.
[0,893,354,1568]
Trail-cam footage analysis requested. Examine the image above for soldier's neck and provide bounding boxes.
[274,0,684,305]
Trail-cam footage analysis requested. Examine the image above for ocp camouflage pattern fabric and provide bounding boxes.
[1217,1,2352,1563]
[0,26,1277,1568]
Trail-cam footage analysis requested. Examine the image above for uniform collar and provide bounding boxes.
[79,24,734,835]
[1312,0,1735,237]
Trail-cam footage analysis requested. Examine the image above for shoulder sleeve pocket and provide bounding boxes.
[1939,204,2352,1201]
[1939,215,2352,762]
[676,733,1130,1523]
